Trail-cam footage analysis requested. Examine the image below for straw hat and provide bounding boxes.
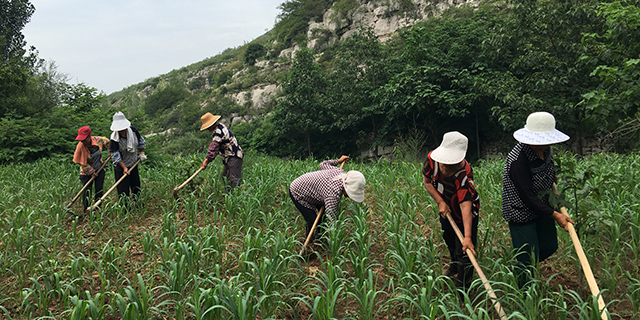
[110,112,131,131]
[513,112,570,145]
[343,171,366,203]
[431,131,468,165]
[200,112,222,131]
[75,126,92,141]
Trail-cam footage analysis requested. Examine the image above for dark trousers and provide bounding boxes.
[114,165,141,200]
[79,169,105,211]
[289,188,324,238]
[509,216,558,288]
[440,216,478,290]
[222,156,243,189]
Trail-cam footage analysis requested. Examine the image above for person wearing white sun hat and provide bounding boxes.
[502,111,574,289]
[422,131,480,295]
[108,111,146,210]
[289,155,365,250]
[199,112,244,190]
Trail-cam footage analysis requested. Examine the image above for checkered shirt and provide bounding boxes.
[289,159,344,224]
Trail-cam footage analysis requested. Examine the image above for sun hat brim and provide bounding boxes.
[110,119,131,131]
[513,128,570,145]
[430,147,466,165]
[200,114,222,131]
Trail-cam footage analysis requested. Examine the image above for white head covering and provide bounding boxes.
[430,131,468,165]
[334,170,366,203]
[110,111,131,131]
[513,112,570,145]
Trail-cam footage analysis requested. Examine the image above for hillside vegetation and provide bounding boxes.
[3,0,640,162]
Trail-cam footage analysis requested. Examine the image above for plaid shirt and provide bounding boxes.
[206,123,243,162]
[289,159,344,224]
[423,151,480,223]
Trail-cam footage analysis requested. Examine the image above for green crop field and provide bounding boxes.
[0,152,638,319]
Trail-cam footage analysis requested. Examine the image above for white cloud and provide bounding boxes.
[23,0,283,93]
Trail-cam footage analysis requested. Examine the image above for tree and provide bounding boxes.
[373,5,502,157]
[274,47,327,158]
[244,43,265,66]
[579,1,640,142]
[482,0,611,154]
[0,0,35,61]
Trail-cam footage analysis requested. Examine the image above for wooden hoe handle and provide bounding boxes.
[66,155,112,210]
[173,167,203,197]
[445,213,507,320]
[86,160,141,213]
[552,184,609,320]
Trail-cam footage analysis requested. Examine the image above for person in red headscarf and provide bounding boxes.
[72,126,109,211]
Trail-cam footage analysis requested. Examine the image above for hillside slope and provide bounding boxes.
[106,0,479,156]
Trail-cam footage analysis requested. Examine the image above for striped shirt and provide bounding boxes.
[289,159,344,224]
[422,151,480,223]
[502,143,555,224]
[206,123,243,162]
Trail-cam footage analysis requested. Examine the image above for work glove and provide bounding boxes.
[139,152,147,162]
[83,166,96,176]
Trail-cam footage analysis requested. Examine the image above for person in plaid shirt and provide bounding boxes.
[200,113,244,189]
[422,132,479,295]
[289,155,365,245]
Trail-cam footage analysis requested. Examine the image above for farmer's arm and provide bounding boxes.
[319,159,340,170]
[324,195,340,224]
[460,200,476,255]
[109,139,129,175]
[510,155,573,231]
[423,175,450,217]
[510,154,554,217]
[201,139,220,170]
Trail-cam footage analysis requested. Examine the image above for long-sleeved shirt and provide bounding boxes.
[289,159,344,224]
[109,126,145,168]
[206,123,243,162]
[502,143,556,224]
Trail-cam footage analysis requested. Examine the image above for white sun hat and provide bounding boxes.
[342,170,366,203]
[110,111,131,131]
[431,131,468,165]
[513,112,570,145]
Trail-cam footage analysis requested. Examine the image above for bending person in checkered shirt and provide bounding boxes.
[289,155,366,246]
[422,132,480,297]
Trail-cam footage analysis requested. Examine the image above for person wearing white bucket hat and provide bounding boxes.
[422,131,480,295]
[108,111,146,210]
[289,155,365,252]
[502,111,574,289]
[199,112,244,190]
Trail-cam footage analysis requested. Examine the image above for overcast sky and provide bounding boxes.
[23,0,284,94]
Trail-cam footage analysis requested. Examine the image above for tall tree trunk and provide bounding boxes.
[306,129,312,158]
[476,107,481,158]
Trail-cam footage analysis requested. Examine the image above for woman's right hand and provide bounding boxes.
[438,202,451,218]
[552,211,574,232]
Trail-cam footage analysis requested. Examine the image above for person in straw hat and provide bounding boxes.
[199,113,244,189]
[108,111,146,209]
[289,155,365,252]
[72,126,110,211]
[502,111,574,289]
[422,131,480,295]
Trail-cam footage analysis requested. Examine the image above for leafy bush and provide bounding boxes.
[244,43,266,66]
